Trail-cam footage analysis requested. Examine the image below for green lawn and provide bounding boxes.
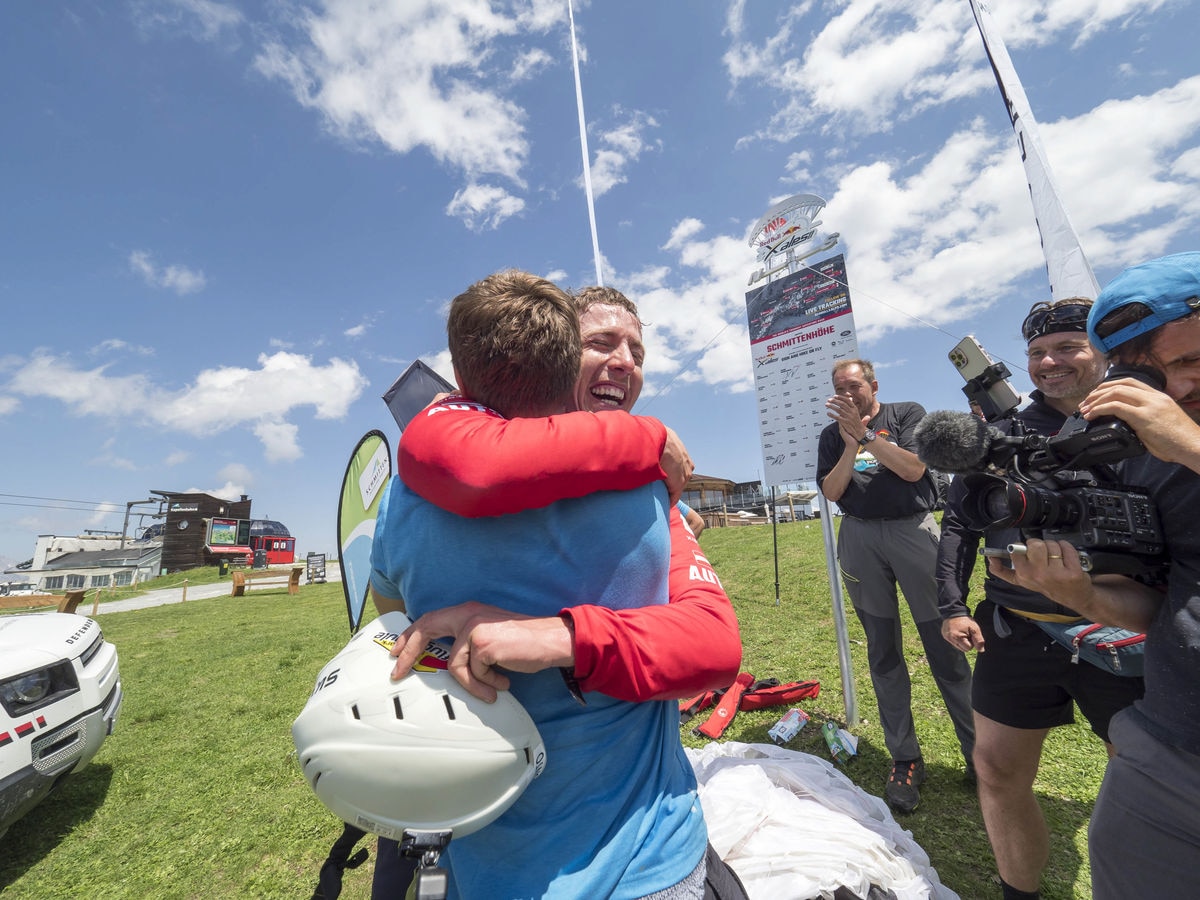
[0,522,1106,898]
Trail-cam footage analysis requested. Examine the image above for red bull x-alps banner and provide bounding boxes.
[745,253,858,485]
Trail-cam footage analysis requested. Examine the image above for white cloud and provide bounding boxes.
[344,324,366,338]
[724,1,1172,138]
[164,450,190,466]
[216,463,253,489]
[86,502,124,526]
[588,109,661,197]
[3,351,368,460]
[129,250,207,295]
[188,466,253,505]
[254,1,564,226]
[445,182,526,230]
[91,338,156,357]
[131,0,243,43]
[0,396,19,416]
[253,420,302,462]
[662,218,706,251]
[510,48,553,82]
[423,351,456,387]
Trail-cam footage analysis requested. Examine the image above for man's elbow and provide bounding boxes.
[818,481,843,503]
[707,611,744,684]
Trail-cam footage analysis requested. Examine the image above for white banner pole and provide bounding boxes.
[819,493,857,724]
[969,0,1100,299]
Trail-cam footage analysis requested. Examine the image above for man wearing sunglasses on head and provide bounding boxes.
[937,298,1144,900]
[989,251,1200,899]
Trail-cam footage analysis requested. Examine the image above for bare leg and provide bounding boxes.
[973,713,1050,893]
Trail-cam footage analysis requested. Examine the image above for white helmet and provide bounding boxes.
[292,611,546,840]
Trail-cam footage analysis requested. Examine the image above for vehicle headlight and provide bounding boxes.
[0,662,77,716]
[4,671,51,704]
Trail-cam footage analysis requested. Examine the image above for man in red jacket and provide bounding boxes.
[386,281,736,701]
[371,271,743,899]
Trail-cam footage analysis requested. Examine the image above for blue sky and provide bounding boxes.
[1,0,1197,566]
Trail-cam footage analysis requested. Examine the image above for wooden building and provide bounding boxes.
[152,490,252,573]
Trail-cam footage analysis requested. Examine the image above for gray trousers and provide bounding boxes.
[837,513,975,762]
[1089,711,1200,899]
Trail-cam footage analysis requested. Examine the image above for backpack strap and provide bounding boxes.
[310,822,370,900]
[679,690,720,725]
[695,672,755,739]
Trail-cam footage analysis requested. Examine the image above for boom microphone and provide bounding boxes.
[913,410,1002,474]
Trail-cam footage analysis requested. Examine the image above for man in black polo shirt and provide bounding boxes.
[937,299,1144,900]
[817,359,974,814]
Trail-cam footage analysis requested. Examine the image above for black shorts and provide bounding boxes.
[971,599,1144,741]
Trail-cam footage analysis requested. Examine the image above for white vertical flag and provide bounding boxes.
[969,0,1100,300]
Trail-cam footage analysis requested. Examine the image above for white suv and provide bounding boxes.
[0,613,123,837]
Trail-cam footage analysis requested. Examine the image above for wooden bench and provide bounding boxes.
[230,565,304,597]
[0,589,86,614]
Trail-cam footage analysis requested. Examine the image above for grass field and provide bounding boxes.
[0,521,1106,898]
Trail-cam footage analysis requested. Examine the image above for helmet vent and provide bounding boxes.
[393,696,404,719]
[351,704,361,720]
[442,694,457,720]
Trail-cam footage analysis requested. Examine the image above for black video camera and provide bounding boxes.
[954,364,1168,580]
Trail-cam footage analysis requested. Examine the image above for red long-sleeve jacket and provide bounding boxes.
[398,398,742,701]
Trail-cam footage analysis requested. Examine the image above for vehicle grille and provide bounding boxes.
[31,720,86,774]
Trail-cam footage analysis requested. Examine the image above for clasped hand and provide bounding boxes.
[389,600,576,702]
[825,394,867,444]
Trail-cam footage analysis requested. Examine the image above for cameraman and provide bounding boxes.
[937,298,1144,900]
[989,251,1200,899]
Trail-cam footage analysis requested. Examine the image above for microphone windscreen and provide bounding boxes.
[913,410,993,474]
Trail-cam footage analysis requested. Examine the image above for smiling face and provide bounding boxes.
[831,363,879,420]
[573,303,645,413]
[1025,332,1105,413]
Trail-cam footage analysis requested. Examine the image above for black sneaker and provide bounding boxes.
[885,758,925,813]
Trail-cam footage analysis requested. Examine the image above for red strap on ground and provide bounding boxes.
[695,672,755,739]
[739,679,820,711]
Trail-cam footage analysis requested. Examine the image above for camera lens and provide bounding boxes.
[959,473,1081,532]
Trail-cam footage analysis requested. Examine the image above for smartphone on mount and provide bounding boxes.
[948,335,1022,422]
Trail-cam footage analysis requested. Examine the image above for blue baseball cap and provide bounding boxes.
[1088,251,1200,353]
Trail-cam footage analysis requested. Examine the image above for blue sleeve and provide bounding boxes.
[369,478,403,599]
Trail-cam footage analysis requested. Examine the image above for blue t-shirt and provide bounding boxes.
[370,476,706,900]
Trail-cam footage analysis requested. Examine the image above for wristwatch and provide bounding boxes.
[858,429,877,447]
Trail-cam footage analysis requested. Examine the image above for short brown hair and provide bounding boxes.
[448,270,581,417]
[573,286,643,329]
[832,358,875,383]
